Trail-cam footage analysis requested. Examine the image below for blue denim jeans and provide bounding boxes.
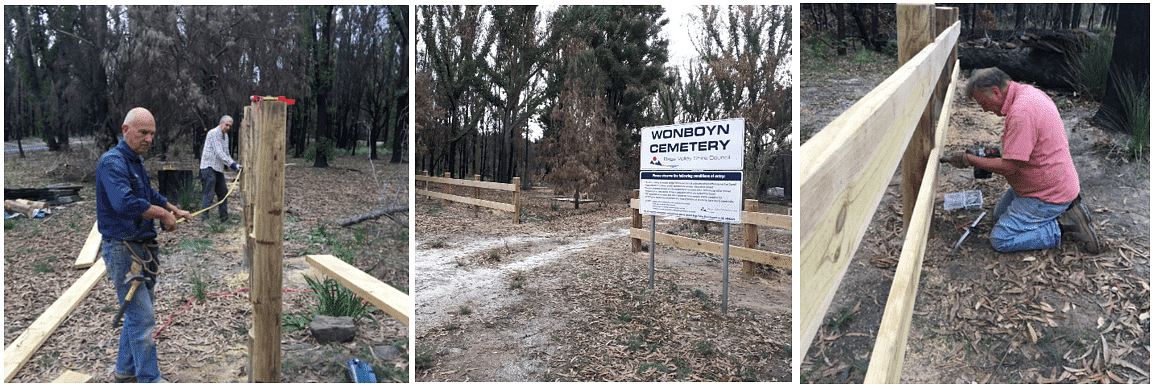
[989,188,1070,252]
[200,167,228,222]
[103,238,162,383]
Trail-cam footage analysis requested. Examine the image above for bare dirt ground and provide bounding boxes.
[4,143,410,383]
[413,185,792,381]
[800,49,1150,383]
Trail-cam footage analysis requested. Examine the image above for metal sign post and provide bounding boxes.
[722,223,730,314]
[649,215,656,289]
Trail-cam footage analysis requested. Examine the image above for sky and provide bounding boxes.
[663,4,700,69]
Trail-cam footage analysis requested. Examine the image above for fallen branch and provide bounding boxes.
[336,206,408,227]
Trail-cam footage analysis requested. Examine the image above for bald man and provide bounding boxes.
[95,107,190,383]
[943,68,1100,254]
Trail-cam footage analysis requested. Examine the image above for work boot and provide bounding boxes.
[113,371,135,383]
[1057,195,1101,254]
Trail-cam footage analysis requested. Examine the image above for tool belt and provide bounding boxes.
[121,239,160,289]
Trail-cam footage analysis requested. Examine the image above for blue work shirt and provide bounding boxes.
[95,138,169,241]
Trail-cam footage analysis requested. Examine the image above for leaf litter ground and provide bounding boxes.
[800,56,1150,383]
[3,144,410,382]
[414,186,792,381]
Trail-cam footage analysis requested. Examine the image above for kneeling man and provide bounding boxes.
[943,67,1100,254]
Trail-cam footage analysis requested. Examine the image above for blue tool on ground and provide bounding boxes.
[347,358,377,383]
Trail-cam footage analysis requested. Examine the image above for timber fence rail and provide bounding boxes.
[416,171,522,224]
[629,190,792,272]
[799,4,959,383]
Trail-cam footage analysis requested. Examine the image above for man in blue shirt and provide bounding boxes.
[95,107,191,383]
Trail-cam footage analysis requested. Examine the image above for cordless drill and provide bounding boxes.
[969,147,1000,179]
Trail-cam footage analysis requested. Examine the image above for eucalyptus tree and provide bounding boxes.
[482,5,549,183]
[688,5,792,198]
[542,5,671,161]
[417,5,496,177]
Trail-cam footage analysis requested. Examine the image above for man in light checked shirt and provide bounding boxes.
[199,115,241,223]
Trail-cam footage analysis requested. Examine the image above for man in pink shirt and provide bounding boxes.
[944,68,1100,254]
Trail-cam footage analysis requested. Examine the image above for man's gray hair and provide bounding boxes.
[965,67,1012,98]
[220,115,233,124]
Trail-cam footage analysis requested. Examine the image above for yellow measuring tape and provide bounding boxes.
[175,169,243,224]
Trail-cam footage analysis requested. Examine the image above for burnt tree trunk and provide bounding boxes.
[1070,4,1082,29]
[1014,4,1024,30]
[1091,4,1150,134]
[835,4,846,56]
[852,4,881,52]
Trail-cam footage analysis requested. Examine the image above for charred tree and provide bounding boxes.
[1091,4,1149,135]
[834,4,846,56]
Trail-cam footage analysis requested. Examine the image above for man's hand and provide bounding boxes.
[231,162,242,171]
[173,208,192,222]
[941,152,971,168]
[160,211,179,232]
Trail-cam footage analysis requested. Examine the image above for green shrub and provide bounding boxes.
[695,340,716,356]
[415,344,435,370]
[174,179,201,213]
[304,137,337,163]
[1116,71,1150,160]
[190,269,208,303]
[1069,32,1114,101]
[282,312,313,332]
[305,275,373,321]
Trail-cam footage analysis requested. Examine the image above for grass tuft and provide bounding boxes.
[1115,70,1150,160]
[305,275,373,321]
[190,269,208,303]
[1069,32,1114,101]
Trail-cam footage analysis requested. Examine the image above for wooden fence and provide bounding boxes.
[799,4,960,383]
[629,190,791,272]
[416,171,522,224]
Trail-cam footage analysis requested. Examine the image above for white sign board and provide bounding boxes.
[639,118,744,224]
[640,119,744,171]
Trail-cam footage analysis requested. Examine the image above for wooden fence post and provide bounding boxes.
[899,3,935,231]
[241,106,254,271]
[474,174,481,217]
[422,170,429,198]
[249,98,287,382]
[443,172,451,206]
[631,189,642,252]
[742,199,759,275]
[512,177,521,224]
[936,7,959,108]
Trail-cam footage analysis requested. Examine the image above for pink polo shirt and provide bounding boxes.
[999,81,1080,204]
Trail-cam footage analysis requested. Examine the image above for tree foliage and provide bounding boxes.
[3,5,408,164]
[687,5,792,197]
[416,5,496,178]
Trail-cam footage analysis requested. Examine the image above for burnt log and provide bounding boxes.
[4,184,83,205]
[958,46,1075,90]
[958,29,1100,90]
